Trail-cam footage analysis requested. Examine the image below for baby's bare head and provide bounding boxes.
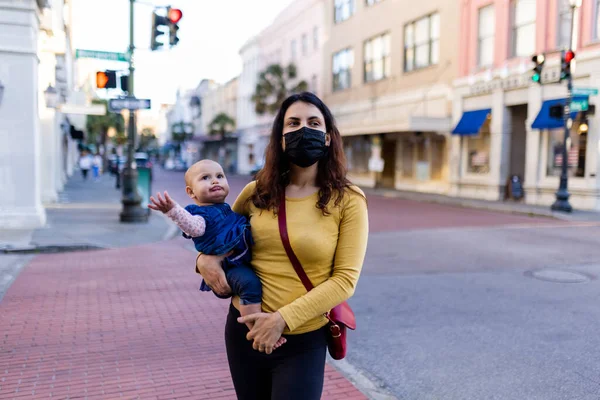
[185,160,229,204]
[184,160,224,186]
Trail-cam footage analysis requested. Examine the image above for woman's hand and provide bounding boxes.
[238,312,287,354]
[196,253,231,296]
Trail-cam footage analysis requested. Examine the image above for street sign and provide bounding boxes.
[75,49,128,62]
[571,98,589,112]
[108,97,151,112]
[572,87,599,96]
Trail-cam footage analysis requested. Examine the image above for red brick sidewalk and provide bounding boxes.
[0,240,366,399]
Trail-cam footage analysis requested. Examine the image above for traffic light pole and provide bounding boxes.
[120,0,148,222]
[551,5,577,213]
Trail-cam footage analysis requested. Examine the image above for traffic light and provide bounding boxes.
[151,10,168,51]
[120,75,129,93]
[560,49,575,81]
[96,70,116,89]
[531,53,545,84]
[168,8,182,47]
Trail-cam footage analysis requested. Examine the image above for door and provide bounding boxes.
[379,139,397,188]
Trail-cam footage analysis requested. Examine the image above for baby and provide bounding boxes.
[148,160,285,347]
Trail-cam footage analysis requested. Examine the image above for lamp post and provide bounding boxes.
[43,84,58,109]
[120,0,148,222]
[551,0,581,213]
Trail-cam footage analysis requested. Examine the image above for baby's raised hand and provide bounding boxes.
[148,191,176,213]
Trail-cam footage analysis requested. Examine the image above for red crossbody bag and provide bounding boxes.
[277,192,356,360]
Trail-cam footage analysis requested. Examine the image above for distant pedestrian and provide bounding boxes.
[79,151,92,180]
[195,92,369,399]
[92,153,102,181]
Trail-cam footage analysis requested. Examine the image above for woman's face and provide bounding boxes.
[281,101,331,150]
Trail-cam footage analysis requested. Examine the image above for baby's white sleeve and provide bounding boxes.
[166,204,206,237]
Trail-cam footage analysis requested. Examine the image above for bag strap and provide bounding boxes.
[278,190,314,292]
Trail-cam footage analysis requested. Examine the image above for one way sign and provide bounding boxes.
[108,97,151,112]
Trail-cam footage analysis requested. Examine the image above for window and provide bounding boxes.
[332,48,354,91]
[404,13,440,72]
[596,0,600,40]
[466,116,491,174]
[478,5,495,67]
[334,0,354,23]
[557,0,572,48]
[291,39,297,60]
[313,26,319,50]
[366,0,382,5]
[511,0,536,57]
[302,34,308,56]
[364,33,391,82]
[344,136,371,173]
[546,120,587,178]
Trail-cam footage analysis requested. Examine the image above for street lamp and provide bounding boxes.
[120,0,148,223]
[552,0,581,212]
[43,84,59,108]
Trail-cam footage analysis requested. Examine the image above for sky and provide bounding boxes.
[71,0,294,106]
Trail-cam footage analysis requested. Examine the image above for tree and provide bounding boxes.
[86,99,125,165]
[208,113,235,136]
[139,127,158,151]
[251,63,308,115]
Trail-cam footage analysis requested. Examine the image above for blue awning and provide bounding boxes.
[451,109,491,135]
[531,97,584,129]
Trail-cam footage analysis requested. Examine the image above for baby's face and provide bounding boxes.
[185,160,230,204]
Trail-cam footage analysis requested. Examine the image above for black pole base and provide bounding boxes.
[551,191,573,213]
[120,205,149,223]
[120,167,149,223]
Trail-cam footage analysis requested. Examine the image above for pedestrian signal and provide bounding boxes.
[96,70,117,89]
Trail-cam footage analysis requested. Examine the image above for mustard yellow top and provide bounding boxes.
[232,181,369,334]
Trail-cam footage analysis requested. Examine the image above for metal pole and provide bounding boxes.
[120,0,148,222]
[551,4,577,213]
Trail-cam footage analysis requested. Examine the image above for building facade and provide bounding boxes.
[236,0,326,174]
[200,77,239,172]
[322,0,460,192]
[451,0,600,210]
[1,0,78,238]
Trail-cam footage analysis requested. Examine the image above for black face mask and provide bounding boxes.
[284,127,328,168]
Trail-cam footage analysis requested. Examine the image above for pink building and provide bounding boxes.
[450,0,600,210]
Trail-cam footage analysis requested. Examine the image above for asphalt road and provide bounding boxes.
[155,168,600,400]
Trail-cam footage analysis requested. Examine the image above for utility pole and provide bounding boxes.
[120,0,148,222]
[551,0,580,213]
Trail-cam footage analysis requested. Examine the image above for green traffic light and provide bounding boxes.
[532,73,540,83]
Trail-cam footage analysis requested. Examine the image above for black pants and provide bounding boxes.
[81,169,89,179]
[225,304,327,400]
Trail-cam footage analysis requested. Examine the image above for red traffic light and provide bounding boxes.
[168,8,182,24]
[565,50,575,64]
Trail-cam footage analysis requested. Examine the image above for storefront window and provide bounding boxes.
[345,136,370,173]
[546,123,586,178]
[466,119,491,174]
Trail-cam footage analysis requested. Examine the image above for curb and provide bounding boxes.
[328,356,398,400]
[363,188,584,221]
[1,244,104,254]
[159,212,181,241]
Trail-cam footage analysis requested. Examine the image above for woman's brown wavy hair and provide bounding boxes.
[250,92,360,215]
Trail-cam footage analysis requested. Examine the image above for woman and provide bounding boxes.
[196,92,368,399]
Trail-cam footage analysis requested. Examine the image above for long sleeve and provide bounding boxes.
[166,204,206,237]
[277,190,369,332]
